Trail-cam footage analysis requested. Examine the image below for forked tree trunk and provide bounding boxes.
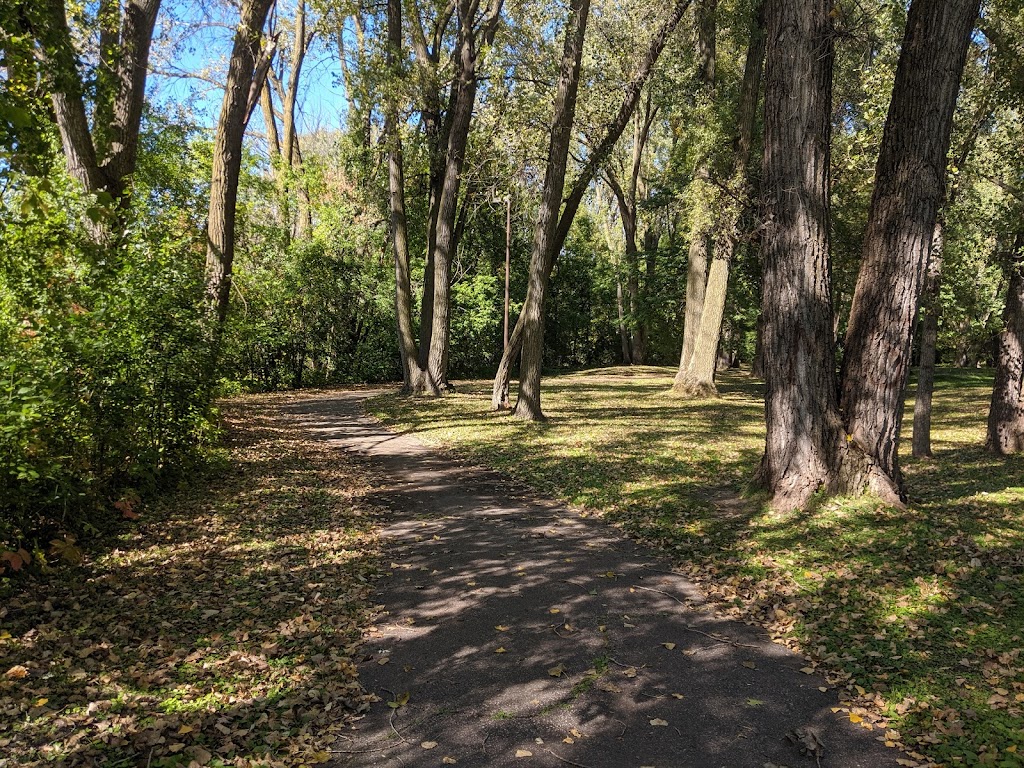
[205,0,276,323]
[676,0,716,375]
[755,0,900,511]
[38,0,161,243]
[987,236,1024,453]
[839,0,981,496]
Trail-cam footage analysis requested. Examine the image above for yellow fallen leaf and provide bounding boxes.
[177,725,194,734]
[549,607,561,614]
[495,625,510,632]
[671,693,684,699]
[495,647,507,654]
[662,643,676,650]
[516,749,533,758]
[849,713,863,724]
[443,758,457,764]
[799,666,815,674]
[563,737,575,744]
[0,631,11,641]
[33,698,48,707]
[421,741,438,749]
[649,718,668,726]
[548,664,565,677]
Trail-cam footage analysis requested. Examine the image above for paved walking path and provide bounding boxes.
[283,392,898,768]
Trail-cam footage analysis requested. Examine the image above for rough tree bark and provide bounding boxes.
[385,0,428,393]
[755,0,900,510]
[987,235,1024,454]
[839,0,981,496]
[204,0,276,323]
[672,0,764,397]
[36,0,161,242]
[493,0,694,414]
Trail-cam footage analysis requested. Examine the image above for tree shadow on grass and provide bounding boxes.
[368,367,1024,763]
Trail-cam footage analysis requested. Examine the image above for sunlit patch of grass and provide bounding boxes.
[371,366,1024,767]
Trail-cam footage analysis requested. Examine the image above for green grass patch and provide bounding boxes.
[370,366,1024,768]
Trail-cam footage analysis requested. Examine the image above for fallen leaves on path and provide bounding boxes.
[0,393,384,767]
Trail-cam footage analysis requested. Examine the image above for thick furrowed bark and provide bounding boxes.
[757,0,902,511]
[987,237,1024,454]
[840,0,981,494]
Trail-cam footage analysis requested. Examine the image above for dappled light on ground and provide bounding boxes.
[372,367,1024,766]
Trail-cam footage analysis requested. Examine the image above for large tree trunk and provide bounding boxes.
[673,1,764,397]
[755,0,900,511]
[987,236,1024,454]
[511,0,591,421]
[839,0,981,496]
[205,0,276,323]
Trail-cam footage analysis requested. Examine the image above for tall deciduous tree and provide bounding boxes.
[493,0,693,415]
[672,0,764,397]
[756,0,897,510]
[987,234,1024,453]
[33,0,161,241]
[205,0,276,323]
[386,0,504,394]
[840,0,981,495]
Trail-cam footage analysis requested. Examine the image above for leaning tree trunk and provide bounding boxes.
[673,0,764,397]
[496,0,693,417]
[987,236,1024,454]
[205,0,276,323]
[839,0,981,497]
[512,0,591,421]
[755,0,900,511]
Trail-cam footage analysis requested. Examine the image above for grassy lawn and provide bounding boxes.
[370,366,1024,768]
[0,393,383,767]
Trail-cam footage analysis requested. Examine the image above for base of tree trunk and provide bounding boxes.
[512,402,546,422]
[668,375,718,399]
[756,438,906,513]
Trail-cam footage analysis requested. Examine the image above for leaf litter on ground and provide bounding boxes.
[0,392,386,767]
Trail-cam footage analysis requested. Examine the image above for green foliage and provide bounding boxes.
[0,133,216,553]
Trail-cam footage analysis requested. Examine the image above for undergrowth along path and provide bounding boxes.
[285,391,898,768]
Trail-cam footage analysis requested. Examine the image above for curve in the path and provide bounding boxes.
[281,392,899,768]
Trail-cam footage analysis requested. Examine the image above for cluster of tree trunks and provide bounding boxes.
[387,0,505,395]
[758,0,980,509]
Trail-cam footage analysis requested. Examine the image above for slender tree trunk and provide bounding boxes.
[205,0,276,322]
[839,0,981,496]
[676,0,716,375]
[987,235,1024,453]
[755,0,900,511]
[385,0,430,393]
[616,276,631,364]
[912,219,943,457]
[673,0,764,397]
[512,0,590,421]
[493,0,693,414]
